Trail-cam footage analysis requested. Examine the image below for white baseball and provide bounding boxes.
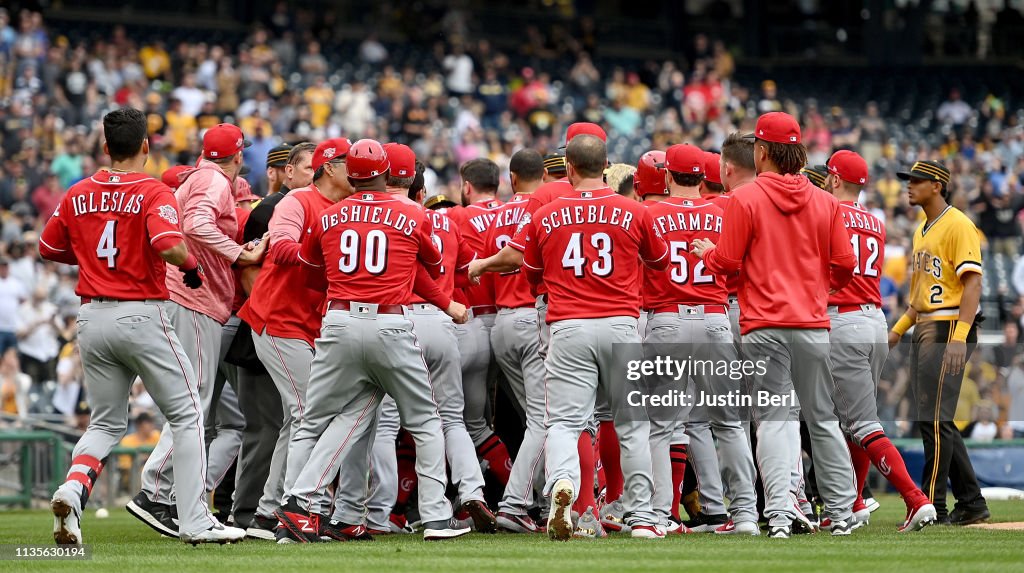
[95,508,109,519]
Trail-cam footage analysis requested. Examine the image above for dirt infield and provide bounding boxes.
[965,522,1024,531]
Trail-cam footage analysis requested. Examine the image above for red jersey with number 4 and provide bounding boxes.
[518,188,668,322]
[644,197,728,307]
[448,198,503,308]
[300,191,442,305]
[39,171,183,300]
[485,193,535,308]
[410,209,475,303]
[829,201,885,307]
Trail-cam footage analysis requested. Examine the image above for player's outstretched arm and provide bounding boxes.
[159,242,204,290]
[468,245,524,279]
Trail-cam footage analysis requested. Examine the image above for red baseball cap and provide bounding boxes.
[561,122,607,147]
[312,138,352,172]
[703,151,722,184]
[658,144,704,175]
[743,112,801,145]
[202,123,251,159]
[827,150,869,186]
[161,165,190,189]
[382,143,416,178]
[234,177,260,202]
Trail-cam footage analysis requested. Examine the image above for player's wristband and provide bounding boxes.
[951,320,972,342]
[891,314,915,337]
[179,253,199,272]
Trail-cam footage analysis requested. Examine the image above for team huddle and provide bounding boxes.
[41,105,991,546]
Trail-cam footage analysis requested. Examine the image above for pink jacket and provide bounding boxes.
[165,160,243,324]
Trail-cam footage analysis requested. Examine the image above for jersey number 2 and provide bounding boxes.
[96,220,119,269]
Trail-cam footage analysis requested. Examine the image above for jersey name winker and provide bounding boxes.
[539,204,635,233]
[70,192,146,216]
[468,211,498,233]
[320,206,417,236]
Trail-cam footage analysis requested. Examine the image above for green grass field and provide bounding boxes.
[2,495,1023,573]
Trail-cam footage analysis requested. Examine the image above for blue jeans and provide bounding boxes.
[0,330,16,356]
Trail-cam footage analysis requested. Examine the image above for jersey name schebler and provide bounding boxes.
[538,204,635,233]
[70,191,146,216]
[320,204,417,236]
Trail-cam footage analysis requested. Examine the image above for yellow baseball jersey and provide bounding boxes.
[909,206,982,316]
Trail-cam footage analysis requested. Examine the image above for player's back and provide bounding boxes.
[50,171,180,300]
[526,188,666,322]
[644,197,727,307]
[830,201,886,307]
[303,191,439,305]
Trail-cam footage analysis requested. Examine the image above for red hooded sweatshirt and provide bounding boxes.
[701,172,856,334]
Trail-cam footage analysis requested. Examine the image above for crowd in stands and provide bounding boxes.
[0,6,1022,441]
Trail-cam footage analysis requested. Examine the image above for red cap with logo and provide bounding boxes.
[562,122,607,147]
[161,165,190,189]
[743,112,802,144]
[234,177,260,202]
[658,144,705,175]
[202,124,251,159]
[312,138,352,172]
[634,150,667,196]
[382,143,416,178]
[827,150,869,186]
[703,151,722,184]
[346,139,391,180]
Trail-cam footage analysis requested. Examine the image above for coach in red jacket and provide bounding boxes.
[691,112,859,539]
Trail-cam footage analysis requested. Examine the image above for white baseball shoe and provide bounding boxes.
[899,503,937,533]
[180,523,246,545]
[51,485,83,546]
[714,519,760,536]
[422,518,471,541]
[547,479,575,541]
[631,523,667,539]
[864,497,880,513]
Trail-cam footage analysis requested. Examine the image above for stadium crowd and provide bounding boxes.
[0,6,1022,443]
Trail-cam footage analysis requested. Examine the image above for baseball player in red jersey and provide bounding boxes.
[823,150,937,532]
[331,143,496,534]
[41,108,244,545]
[236,138,353,539]
[447,158,514,485]
[478,150,549,533]
[131,123,267,537]
[692,112,858,538]
[276,139,470,543]
[480,135,671,540]
[642,144,759,535]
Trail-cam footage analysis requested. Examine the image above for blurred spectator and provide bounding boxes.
[171,73,206,118]
[443,44,475,97]
[937,88,972,129]
[359,33,388,64]
[0,348,30,419]
[30,173,62,220]
[0,259,26,356]
[1008,356,1024,438]
[968,401,1000,442]
[16,285,59,384]
[118,412,160,492]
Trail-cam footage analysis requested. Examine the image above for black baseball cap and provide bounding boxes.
[543,151,567,175]
[800,164,829,190]
[266,143,292,168]
[897,160,950,185]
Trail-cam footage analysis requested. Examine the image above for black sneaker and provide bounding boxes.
[273,498,323,543]
[950,506,990,526]
[682,512,729,533]
[321,520,374,542]
[245,514,278,540]
[126,491,179,537]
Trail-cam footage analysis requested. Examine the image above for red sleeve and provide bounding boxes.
[299,224,325,268]
[703,194,750,274]
[417,215,443,278]
[39,199,78,265]
[271,238,302,266]
[145,186,185,254]
[413,264,452,308]
[520,221,543,285]
[638,208,669,270]
[829,205,857,291]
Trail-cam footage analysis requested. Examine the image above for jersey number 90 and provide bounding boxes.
[338,229,388,275]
